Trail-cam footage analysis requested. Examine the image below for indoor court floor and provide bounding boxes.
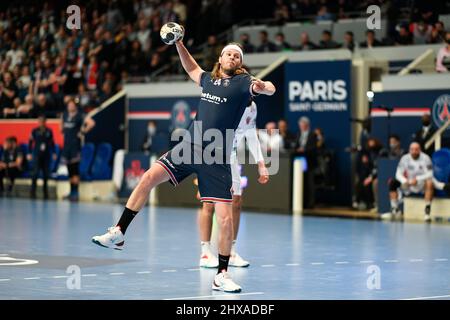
[1,198,450,300]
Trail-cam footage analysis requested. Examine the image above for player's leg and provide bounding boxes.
[30,155,40,199]
[212,201,241,293]
[199,201,218,268]
[92,163,170,249]
[423,178,433,222]
[382,178,401,220]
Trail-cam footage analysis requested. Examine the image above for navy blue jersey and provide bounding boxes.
[187,72,253,154]
[29,127,54,156]
[63,111,84,148]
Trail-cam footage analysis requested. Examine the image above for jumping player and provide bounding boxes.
[199,99,269,268]
[92,32,276,293]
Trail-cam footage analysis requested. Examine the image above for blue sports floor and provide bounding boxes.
[1,198,450,300]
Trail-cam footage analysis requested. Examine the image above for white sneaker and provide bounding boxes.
[92,226,125,250]
[199,253,219,268]
[212,271,242,293]
[424,214,432,222]
[229,252,250,267]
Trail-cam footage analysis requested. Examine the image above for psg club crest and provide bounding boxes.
[125,160,145,190]
[171,100,191,130]
[432,94,450,130]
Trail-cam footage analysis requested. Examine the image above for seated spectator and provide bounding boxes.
[342,31,355,52]
[98,81,114,105]
[0,136,24,196]
[411,20,433,44]
[239,33,255,54]
[274,32,291,51]
[278,119,296,151]
[436,32,450,72]
[142,120,157,154]
[259,121,283,154]
[31,93,55,118]
[395,24,413,45]
[17,94,34,117]
[319,30,340,49]
[274,0,291,25]
[316,5,334,22]
[382,142,439,222]
[380,134,405,159]
[428,21,445,44]
[202,35,222,71]
[296,32,317,51]
[0,71,19,118]
[412,113,436,156]
[256,31,277,53]
[360,30,383,48]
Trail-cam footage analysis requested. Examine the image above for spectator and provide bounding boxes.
[203,35,222,71]
[28,114,56,199]
[239,33,255,54]
[274,32,292,51]
[380,134,405,159]
[0,136,23,196]
[318,30,340,49]
[296,32,317,51]
[256,31,277,53]
[428,21,446,44]
[173,0,187,25]
[316,5,334,22]
[136,18,151,53]
[342,31,355,51]
[0,71,18,118]
[412,113,436,156]
[383,142,435,221]
[98,81,114,105]
[259,121,283,154]
[31,93,54,118]
[277,118,296,151]
[395,24,413,45]
[410,20,432,44]
[17,94,34,117]
[274,0,291,25]
[148,52,164,74]
[128,40,146,77]
[360,30,382,48]
[142,120,157,154]
[436,32,450,72]
[295,116,317,209]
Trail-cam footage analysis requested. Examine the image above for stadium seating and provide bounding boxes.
[79,143,96,181]
[432,148,450,197]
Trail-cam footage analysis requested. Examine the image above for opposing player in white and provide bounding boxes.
[199,100,269,268]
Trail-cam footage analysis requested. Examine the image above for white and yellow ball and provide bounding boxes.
[160,22,184,45]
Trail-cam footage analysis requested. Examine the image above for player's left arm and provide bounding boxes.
[251,78,276,96]
[416,158,433,182]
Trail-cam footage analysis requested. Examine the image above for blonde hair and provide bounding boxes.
[210,42,248,80]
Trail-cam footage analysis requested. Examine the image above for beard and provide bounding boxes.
[221,64,238,76]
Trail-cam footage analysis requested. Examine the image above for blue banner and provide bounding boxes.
[285,60,352,205]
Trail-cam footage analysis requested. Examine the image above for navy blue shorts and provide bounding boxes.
[62,145,81,164]
[156,141,233,203]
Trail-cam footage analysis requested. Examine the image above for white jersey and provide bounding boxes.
[230,101,264,195]
[396,152,433,194]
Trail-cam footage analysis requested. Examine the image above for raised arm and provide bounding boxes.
[251,79,276,96]
[175,40,205,85]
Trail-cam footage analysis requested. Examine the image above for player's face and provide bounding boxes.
[219,50,241,75]
[410,143,420,159]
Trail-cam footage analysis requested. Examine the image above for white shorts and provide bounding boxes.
[231,159,242,196]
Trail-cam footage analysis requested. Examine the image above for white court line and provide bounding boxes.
[434,258,448,262]
[335,261,349,264]
[401,294,450,300]
[24,277,41,280]
[359,260,374,264]
[311,262,324,265]
[0,254,9,256]
[384,260,399,263]
[52,276,68,279]
[136,271,151,274]
[82,274,97,277]
[0,279,11,282]
[109,272,125,276]
[409,259,423,262]
[187,268,200,271]
[286,263,299,266]
[261,264,275,267]
[165,292,265,300]
[162,269,177,273]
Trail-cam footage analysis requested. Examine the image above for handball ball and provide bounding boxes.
[160,22,184,45]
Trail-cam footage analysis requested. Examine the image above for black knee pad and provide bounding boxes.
[68,162,80,177]
[388,178,401,191]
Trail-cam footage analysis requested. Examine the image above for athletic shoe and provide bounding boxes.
[199,253,219,268]
[424,214,432,222]
[92,226,125,250]
[424,205,432,222]
[229,252,250,267]
[381,208,401,220]
[212,271,242,293]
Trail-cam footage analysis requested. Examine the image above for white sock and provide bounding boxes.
[231,240,236,255]
[201,241,211,255]
[390,199,398,210]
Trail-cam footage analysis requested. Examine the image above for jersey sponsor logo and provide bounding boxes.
[432,94,450,130]
[201,92,228,104]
